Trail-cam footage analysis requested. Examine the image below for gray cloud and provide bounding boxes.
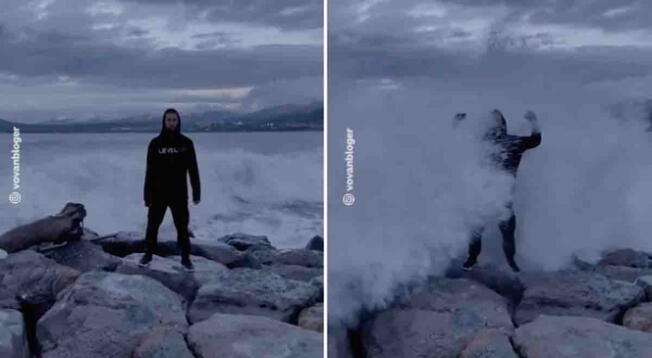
[0,0,322,122]
[123,0,323,30]
[329,0,652,88]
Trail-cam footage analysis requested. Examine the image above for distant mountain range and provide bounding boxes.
[0,102,323,133]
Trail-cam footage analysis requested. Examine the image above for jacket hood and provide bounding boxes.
[484,109,507,140]
[160,109,181,138]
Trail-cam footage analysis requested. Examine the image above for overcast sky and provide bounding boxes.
[329,0,652,114]
[0,0,322,122]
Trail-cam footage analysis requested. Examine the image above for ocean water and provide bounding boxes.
[0,131,323,249]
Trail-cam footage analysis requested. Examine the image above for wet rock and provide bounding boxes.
[298,303,323,332]
[514,315,652,358]
[459,329,518,358]
[187,313,322,358]
[623,302,652,332]
[0,251,79,311]
[188,268,320,323]
[132,326,194,358]
[515,270,644,325]
[97,231,248,267]
[600,248,652,268]
[43,240,120,273]
[635,275,652,300]
[590,265,652,283]
[267,264,323,282]
[446,261,524,303]
[272,249,323,268]
[0,309,27,358]
[217,233,275,251]
[116,254,229,301]
[36,271,187,358]
[361,278,513,358]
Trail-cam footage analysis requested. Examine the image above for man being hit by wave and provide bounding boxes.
[141,108,201,271]
[456,109,541,273]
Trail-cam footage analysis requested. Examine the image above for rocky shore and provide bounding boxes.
[0,204,323,358]
[330,249,652,358]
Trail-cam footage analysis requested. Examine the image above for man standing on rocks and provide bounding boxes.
[458,109,542,272]
[142,108,201,271]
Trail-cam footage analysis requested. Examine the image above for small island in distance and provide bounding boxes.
[0,102,323,133]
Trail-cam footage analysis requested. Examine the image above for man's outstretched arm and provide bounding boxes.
[188,141,201,203]
[522,110,542,149]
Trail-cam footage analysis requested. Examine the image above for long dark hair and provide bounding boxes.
[160,108,181,136]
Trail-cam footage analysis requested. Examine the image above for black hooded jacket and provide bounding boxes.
[143,113,200,205]
[485,114,541,176]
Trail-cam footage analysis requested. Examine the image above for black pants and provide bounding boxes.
[145,198,190,257]
[467,203,516,263]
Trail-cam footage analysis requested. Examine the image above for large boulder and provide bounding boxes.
[188,268,320,323]
[97,231,247,267]
[43,240,120,273]
[361,278,513,358]
[459,329,519,358]
[310,275,324,302]
[267,264,323,282]
[272,249,323,268]
[132,326,194,358]
[36,271,187,358]
[623,302,652,332]
[0,203,86,253]
[187,313,322,358]
[515,270,645,325]
[217,233,275,251]
[0,309,27,358]
[0,251,79,311]
[298,303,323,332]
[445,261,524,303]
[514,315,652,358]
[599,248,652,268]
[589,265,652,283]
[116,254,229,301]
[635,275,652,300]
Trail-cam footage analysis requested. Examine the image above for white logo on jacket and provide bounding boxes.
[158,147,182,154]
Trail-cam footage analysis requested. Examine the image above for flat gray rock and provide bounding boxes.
[116,254,229,301]
[514,315,652,358]
[188,267,320,323]
[97,231,246,267]
[515,270,645,325]
[43,240,120,272]
[187,313,322,358]
[298,303,323,332]
[362,278,513,358]
[623,302,652,332]
[217,233,275,251]
[459,329,519,358]
[36,271,187,358]
[132,326,194,358]
[0,251,79,310]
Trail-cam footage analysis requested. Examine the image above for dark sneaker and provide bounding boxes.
[138,253,153,267]
[462,257,477,271]
[507,259,521,273]
[181,257,194,271]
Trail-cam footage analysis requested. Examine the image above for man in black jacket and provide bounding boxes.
[141,108,201,271]
[457,109,542,272]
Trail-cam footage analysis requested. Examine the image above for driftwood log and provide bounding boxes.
[0,202,87,253]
